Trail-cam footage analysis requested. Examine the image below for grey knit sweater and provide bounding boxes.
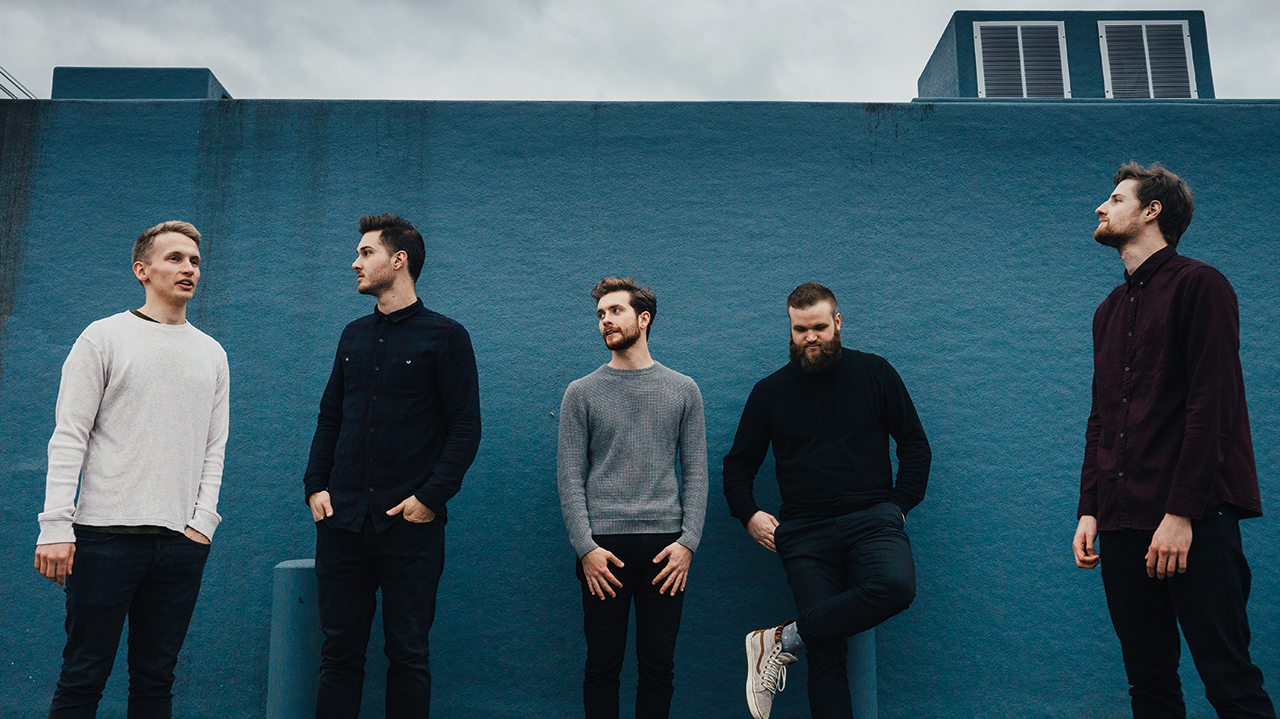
[557,362,708,558]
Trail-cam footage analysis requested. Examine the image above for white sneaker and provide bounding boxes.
[745,625,798,719]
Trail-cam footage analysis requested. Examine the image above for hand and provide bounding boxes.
[1146,513,1192,579]
[652,542,693,596]
[1073,515,1100,569]
[35,542,76,586]
[184,527,211,545]
[387,495,436,523]
[747,511,780,553]
[308,490,334,522]
[581,547,625,600]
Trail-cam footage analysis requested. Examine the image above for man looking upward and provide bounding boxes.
[724,282,931,719]
[303,214,481,719]
[36,220,229,718]
[1073,163,1273,718]
[557,277,708,719]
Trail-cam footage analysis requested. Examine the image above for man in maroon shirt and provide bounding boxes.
[1073,162,1273,719]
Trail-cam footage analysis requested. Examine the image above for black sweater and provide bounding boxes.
[722,349,931,525]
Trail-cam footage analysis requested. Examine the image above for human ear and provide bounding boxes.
[1145,200,1162,221]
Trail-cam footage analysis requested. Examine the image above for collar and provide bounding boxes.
[1125,245,1177,288]
[374,298,424,324]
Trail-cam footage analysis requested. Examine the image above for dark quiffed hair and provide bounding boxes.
[591,277,657,338]
[358,214,425,281]
[787,282,838,313]
[1114,162,1195,247]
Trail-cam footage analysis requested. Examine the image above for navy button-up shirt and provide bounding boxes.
[1079,247,1261,531]
[304,299,481,532]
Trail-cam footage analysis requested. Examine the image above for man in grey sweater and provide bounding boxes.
[557,277,708,719]
[35,221,229,718]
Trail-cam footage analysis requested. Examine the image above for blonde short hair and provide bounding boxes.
[133,221,201,264]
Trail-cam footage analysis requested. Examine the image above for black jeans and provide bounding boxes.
[315,515,445,719]
[775,502,916,719]
[1100,507,1275,719]
[49,528,210,719]
[576,533,685,719]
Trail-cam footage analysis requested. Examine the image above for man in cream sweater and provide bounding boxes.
[34,221,230,718]
[557,277,707,719]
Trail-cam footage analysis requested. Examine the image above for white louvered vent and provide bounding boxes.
[1099,21,1197,99]
[974,22,1071,98]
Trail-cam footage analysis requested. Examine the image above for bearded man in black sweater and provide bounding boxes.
[724,282,931,719]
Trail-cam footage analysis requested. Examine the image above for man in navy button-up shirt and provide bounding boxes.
[303,214,481,719]
[1072,164,1272,719]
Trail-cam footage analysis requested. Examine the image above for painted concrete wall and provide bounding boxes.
[1,97,1278,718]
[51,67,232,100]
[918,10,1214,99]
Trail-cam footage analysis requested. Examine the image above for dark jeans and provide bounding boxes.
[1100,507,1275,719]
[576,533,685,719]
[49,527,210,719]
[775,502,916,719]
[315,515,445,719]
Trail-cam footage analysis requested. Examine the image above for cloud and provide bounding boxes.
[1,0,1277,100]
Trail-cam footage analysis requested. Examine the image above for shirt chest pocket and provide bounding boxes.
[341,356,360,392]
[388,356,433,398]
[1133,319,1169,379]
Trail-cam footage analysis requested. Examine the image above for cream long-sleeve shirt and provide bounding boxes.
[37,311,230,545]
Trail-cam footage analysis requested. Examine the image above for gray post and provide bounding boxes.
[267,559,322,719]
[849,629,877,719]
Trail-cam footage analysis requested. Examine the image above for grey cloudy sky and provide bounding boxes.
[2,0,1278,101]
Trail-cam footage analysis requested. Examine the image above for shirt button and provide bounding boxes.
[1125,366,1130,372]
[369,427,375,432]
[1118,471,1124,477]
[372,395,378,401]
[379,338,384,343]
[368,487,374,492]
[1120,432,1125,438]
[375,366,380,371]
[1128,331,1133,337]
[1122,397,1128,403]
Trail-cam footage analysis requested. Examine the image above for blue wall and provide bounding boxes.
[918,10,1214,99]
[2,97,1278,718]
[51,67,232,100]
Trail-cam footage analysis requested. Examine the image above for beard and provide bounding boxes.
[357,271,395,296]
[1093,221,1133,249]
[790,330,843,373]
[603,321,642,351]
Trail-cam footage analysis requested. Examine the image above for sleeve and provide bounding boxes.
[1078,376,1102,519]
[37,334,107,545]
[414,322,483,514]
[302,344,346,502]
[722,383,771,527]
[1164,268,1245,519]
[187,348,229,539]
[879,359,931,515]
[557,383,597,558]
[676,382,708,552]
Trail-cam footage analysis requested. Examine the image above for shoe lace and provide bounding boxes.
[761,645,788,693]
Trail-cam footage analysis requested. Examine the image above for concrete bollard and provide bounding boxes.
[267,559,322,719]
[849,629,877,719]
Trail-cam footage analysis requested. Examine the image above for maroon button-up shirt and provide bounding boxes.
[1079,247,1262,531]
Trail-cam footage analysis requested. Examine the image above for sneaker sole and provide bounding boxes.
[745,632,766,719]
